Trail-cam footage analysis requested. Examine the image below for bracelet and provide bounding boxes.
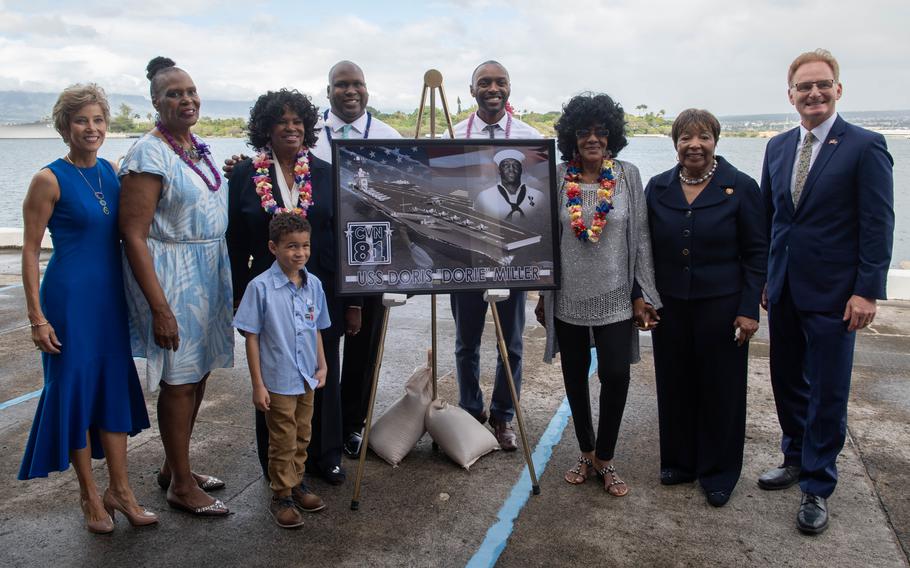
[29,321,49,328]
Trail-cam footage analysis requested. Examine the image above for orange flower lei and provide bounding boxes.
[565,158,615,242]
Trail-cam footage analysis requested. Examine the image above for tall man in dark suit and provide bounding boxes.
[759,49,894,534]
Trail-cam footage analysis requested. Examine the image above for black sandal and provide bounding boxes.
[596,464,629,497]
[564,456,594,485]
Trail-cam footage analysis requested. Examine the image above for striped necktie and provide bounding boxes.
[792,132,815,208]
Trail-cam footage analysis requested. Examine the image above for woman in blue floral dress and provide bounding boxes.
[120,57,233,516]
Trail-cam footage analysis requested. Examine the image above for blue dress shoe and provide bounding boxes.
[797,493,828,534]
[757,464,800,490]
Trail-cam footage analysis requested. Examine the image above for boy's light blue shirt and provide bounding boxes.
[232,261,331,395]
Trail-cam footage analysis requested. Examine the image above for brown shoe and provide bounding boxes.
[270,496,304,528]
[292,485,326,513]
[489,415,518,451]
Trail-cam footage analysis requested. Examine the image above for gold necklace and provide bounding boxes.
[64,155,110,215]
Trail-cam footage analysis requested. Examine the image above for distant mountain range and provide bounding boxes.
[0,90,254,124]
[2,90,909,130]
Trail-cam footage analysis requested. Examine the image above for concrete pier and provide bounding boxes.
[0,249,908,567]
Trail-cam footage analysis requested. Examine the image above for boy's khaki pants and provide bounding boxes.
[265,390,315,496]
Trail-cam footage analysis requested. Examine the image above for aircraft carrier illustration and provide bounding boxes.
[346,167,541,265]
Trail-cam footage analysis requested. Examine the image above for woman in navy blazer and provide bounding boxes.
[644,109,767,507]
[227,89,354,487]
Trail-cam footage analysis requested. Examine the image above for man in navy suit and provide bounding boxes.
[759,49,894,534]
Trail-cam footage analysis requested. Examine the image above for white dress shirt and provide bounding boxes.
[790,112,838,196]
[453,112,543,140]
[310,110,402,164]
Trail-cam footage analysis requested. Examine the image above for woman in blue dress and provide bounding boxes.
[19,84,156,533]
[120,57,233,516]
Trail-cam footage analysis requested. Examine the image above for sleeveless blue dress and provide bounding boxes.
[18,158,150,480]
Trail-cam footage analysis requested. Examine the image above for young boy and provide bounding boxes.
[233,213,330,528]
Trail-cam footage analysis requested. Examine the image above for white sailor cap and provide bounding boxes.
[493,149,525,165]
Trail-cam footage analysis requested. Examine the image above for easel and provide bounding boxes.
[350,70,540,511]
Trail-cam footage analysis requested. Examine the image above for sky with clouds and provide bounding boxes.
[1,0,907,116]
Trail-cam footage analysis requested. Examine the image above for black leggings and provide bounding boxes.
[554,317,632,461]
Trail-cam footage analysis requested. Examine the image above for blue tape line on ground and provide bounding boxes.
[466,348,597,568]
[0,389,42,410]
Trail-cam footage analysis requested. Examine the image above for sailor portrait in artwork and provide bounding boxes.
[474,149,547,228]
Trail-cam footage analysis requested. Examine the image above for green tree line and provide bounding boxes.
[107,102,674,138]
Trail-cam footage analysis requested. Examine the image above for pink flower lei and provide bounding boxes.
[252,147,313,217]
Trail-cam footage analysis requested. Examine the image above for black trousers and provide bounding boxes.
[255,332,342,476]
[340,296,386,436]
[651,294,748,493]
[554,317,632,461]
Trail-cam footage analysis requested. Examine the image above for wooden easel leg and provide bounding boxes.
[431,293,439,452]
[438,88,456,138]
[489,301,541,495]
[414,85,429,139]
[351,306,392,510]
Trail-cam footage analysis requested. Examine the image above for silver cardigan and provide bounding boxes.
[541,159,661,364]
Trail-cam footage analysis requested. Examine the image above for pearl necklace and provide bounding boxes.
[679,158,718,185]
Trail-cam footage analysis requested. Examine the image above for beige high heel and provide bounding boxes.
[80,498,114,534]
[103,488,159,526]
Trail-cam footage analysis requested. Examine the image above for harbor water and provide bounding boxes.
[1,135,907,266]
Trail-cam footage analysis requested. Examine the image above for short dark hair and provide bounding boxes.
[471,60,508,84]
[269,213,311,244]
[247,89,320,151]
[554,92,628,161]
[671,109,721,145]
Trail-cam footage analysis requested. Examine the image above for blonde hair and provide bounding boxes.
[52,83,111,144]
[787,49,840,85]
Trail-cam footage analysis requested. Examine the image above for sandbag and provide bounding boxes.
[368,351,434,466]
[425,399,499,470]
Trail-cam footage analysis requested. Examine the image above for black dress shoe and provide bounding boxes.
[797,493,828,534]
[758,464,801,490]
[706,490,731,507]
[343,432,363,458]
[321,464,346,485]
[660,468,696,486]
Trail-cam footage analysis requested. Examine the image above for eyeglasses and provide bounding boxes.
[791,80,836,92]
[575,127,609,138]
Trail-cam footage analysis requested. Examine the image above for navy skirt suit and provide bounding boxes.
[644,156,768,494]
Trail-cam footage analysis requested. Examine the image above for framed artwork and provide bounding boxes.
[333,138,560,295]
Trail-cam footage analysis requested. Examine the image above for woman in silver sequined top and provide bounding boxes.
[535,93,661,496]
